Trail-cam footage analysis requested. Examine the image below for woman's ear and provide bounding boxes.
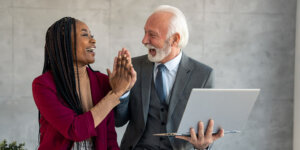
[170,33,180,47]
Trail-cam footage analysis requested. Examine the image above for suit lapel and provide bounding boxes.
[140,59,154,124]
[167,53,192,131]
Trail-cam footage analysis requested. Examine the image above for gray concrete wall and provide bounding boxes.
[294,0,300,150]
[0,0,296,149]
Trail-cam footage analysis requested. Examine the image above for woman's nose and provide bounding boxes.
[90,37,96,44]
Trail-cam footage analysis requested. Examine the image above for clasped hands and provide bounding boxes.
[107,48,136,97]
[176,119,224,150]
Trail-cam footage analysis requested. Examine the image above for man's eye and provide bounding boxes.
[82,34,88,36]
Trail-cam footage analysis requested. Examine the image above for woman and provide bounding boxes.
[32,17,135,150]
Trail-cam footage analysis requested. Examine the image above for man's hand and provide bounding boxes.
[175,119,224,150]
[119,48,137,91]
[107,48,133,97]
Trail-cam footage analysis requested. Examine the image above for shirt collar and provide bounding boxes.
[154,51,182,72]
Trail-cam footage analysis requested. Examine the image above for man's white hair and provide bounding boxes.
[153,5,189,48]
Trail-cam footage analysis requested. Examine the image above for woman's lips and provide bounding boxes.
[86,47,95,52]
[86,48,95,56]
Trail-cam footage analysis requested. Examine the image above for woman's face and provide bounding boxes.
[73,20,96,66]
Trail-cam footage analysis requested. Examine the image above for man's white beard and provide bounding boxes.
[145,43,171,63]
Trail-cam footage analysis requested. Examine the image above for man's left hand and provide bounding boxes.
[175,119,224,150]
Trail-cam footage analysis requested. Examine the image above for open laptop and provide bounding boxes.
[154,89,260,136]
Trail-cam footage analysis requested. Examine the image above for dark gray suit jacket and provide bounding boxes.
[114,53,213,150]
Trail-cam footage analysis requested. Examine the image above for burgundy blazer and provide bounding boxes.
[32,68,119,150]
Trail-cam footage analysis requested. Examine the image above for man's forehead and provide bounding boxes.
[145,12,172,29]
[144,23,160,35]
[148,11,173,21]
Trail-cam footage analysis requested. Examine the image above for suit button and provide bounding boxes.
[160,137,163,141]
[161,108,164,112]
[129,146,133,149]
[161,122,166,125]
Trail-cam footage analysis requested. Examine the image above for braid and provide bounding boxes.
[41,17,93,150]
[43,17,83,115]
[73,21,83,110]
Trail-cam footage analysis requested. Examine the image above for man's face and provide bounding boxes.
[142,12,173,63]
[145,39,171,62]
[72,20,96,66]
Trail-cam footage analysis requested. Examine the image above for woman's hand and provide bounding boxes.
[107,48,135,97]
[120,48,137,91]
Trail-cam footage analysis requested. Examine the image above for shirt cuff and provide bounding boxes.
[120,91,130,99]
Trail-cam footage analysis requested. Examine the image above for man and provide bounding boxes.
[114,5,223,150]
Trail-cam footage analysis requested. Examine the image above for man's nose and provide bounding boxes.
[142,35,149,45]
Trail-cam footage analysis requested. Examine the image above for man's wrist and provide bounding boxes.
[120,90,130,99]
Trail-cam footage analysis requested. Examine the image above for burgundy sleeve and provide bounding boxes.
[32,78,97,142]
[106,111,120,150]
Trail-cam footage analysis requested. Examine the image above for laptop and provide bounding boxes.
[154,89,260,136]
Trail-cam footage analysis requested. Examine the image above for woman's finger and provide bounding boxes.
[117,54,122,77]
[121,54,127,76]
[124,56,130,79]
[112,57,117,74]
[106,69,112,79]
[123,48,132,65]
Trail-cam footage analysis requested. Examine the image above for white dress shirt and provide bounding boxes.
[120,51,183,102]
[153,51,182,104]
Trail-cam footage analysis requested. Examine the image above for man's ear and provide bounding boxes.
[170,33,180,47]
